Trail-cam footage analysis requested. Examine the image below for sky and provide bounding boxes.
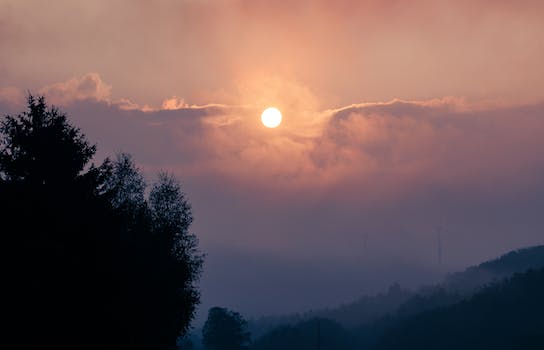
[1,0,544,322]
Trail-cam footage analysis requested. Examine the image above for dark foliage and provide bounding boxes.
[0,95,95,184]
[351,287,465,349]
[203,307,252,350]
[375,268,544,350]
[1,95,203,349]
[252,318,354,350]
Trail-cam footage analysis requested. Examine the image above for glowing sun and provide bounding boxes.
[261,107,282,128]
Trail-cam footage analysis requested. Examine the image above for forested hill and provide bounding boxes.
[249,245,544,338]
[444,245,544,293]
[250,268,544,350]
[248,284,413,337]
[248,247,544,350]
[375,268,544,350]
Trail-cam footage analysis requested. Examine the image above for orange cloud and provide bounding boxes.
[161,96,188,110]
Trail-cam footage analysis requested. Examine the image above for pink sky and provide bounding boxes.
[2,0,544,105]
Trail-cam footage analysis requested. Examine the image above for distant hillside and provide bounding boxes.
[249,245,544,346]
[248,284,413,337]
[394,245,544,319]
[375,268,544,350]
[250,245,544,337]
[444,245,544,293]
[251,268,544,350]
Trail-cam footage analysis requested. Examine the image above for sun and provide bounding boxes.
[261,107,282,128]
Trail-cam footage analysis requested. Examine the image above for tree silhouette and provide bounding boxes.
[203,307,251,350]
[0,95,96,184]
[1,94,114,349]
[1,95,203,349]
[103,153,146,210]
[133,172,203,349]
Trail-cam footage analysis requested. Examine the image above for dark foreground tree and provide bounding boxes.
[116,168,203,349]
[202,307,251,350]
[1,95,203,349]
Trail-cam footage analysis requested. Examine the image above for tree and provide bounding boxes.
[86,141,204,350]
[102,152,146,210]
[1,95,113,349]
[149,173,202,273]
[0,94,96,184]
[1,95,203,349]
[202,307,251,350]
[178,336,196,350]
[135,172,203,349]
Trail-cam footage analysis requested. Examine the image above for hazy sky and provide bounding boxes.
[1,0,544,322]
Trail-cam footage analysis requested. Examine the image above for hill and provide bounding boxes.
[248,283,412,337]
[444,245,544,293]
[375,268,544,350]
[249,245,544,337]
[249,245,544,349]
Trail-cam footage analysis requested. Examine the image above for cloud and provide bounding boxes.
[324,100,540,192]
[161,96,188,110]
[39,73,112,105]
[4,74,544,202]
[34,75,541,201]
